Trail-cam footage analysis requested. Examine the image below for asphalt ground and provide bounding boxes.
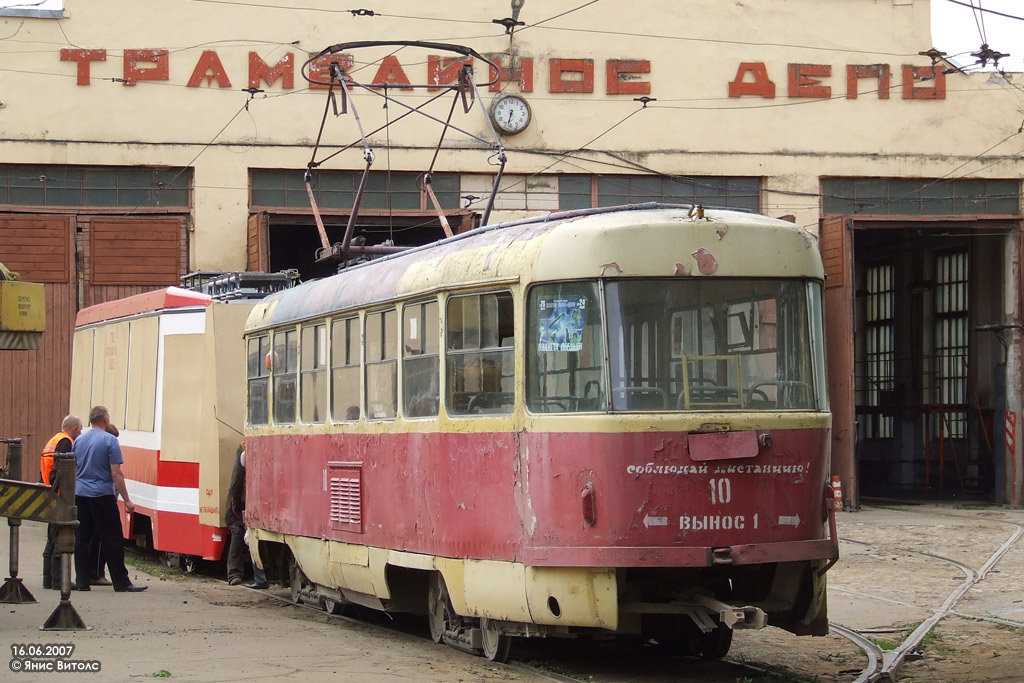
[0,503,1021,682]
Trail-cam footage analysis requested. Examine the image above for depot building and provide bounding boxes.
[0,0,1021,507]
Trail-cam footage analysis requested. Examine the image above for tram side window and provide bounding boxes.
[301,322,328,423]
[247,334,270,425]
[366,309,398,420]
[526,282,605,413]
[447,291,514,415]
[272,328,298,424]
[403,300,439,418]
[331,316,361,421]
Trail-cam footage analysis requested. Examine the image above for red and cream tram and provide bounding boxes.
[243,204,838,661]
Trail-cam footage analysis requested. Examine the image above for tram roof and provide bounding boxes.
[76,286,211,327]
[245,204,823,333]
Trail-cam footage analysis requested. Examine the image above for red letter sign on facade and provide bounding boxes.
[123,49,169,86]
[427,56,472,92]
[902,65,946,100]
[788,64,831,98]
[488,56,534,92]
[370,55,412,89]
[847,64,892,99]
[60,49,106,85]
[188,50,232,88]
[307,53,353,90]
[550,58,594,93]
[249,52,294,90]
[606,60,650,95]
[728,62,776,98]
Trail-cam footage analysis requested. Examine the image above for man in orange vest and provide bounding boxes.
[41,414,83,589]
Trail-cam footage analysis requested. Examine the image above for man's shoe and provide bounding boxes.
[113,584,148,593]
[90,577,112,586]
[227,577,243,586]
[245,581,269,590]
[50,582,77,591]
[76,584,90,591]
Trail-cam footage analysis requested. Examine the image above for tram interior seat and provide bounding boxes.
[466,392,515,413]
[681,378,740,407]
[613,386,668,410]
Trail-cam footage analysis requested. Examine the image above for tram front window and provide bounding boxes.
[527,282,605,413]
[605,279,818,411]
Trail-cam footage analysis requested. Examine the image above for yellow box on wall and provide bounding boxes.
[0,280,46,333]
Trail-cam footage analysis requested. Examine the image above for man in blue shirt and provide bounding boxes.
[74,406,147,593]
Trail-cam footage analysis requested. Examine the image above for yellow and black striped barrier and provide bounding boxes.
[0,439,87,629]
[0,481,60,523]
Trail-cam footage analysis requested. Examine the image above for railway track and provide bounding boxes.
[829,507,1023,682]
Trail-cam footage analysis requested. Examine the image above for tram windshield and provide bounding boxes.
[527,279,823,413]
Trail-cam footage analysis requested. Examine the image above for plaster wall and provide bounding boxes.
[0,0,1019,270]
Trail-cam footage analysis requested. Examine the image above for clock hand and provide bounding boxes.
[508,110,514,125]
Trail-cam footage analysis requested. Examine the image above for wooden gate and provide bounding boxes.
[820,215,857,507]
[0,215,185,480]
[0,216,76,477]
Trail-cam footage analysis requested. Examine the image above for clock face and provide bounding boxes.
[491,94,531,135]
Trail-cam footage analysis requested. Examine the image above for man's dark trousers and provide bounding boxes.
[75,495,130,589]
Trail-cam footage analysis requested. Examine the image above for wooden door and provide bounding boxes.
[0,215,75,480]
[821,216,857,507]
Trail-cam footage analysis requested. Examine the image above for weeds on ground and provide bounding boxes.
[124,548,187,582]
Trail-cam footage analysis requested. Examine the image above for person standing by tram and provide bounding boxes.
[73,405,147,592]
[40,414,82,590]
[225,445,268,589]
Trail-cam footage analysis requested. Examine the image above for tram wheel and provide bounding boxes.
[480,618,512,663]
[697,625,733,660]
[427,573,456,644]
[288,557,308,605]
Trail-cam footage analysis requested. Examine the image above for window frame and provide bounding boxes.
[445,289,516,417]
[364,308,398,421]
[271,327,299,425]
[331,315,362,422]
[300,321,329,424]
[402,299,440,419]
[246,333,271,426]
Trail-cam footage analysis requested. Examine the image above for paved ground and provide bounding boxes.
[0,503,1021,682]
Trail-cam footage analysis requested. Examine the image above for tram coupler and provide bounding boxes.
[41,455,87,630]
[0,439,36,604]
[693,594,767,630]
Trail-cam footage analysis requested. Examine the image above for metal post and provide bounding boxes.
[0,439,35,603]
[41,452,88,630]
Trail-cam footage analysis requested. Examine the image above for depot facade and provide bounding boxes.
[0,0,1021,507]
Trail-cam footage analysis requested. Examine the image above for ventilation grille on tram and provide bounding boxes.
[329,465,363,533]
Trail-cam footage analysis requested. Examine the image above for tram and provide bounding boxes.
[243,203,838,661]
[70,273,294,568]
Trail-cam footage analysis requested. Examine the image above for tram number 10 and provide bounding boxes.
[709,478,732,505]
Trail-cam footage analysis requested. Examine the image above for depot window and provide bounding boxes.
[402,300,439,418]
[446,292,514,415]
[0,164,189,207]
[247,334,270,425]
[300,322,328,423]
[365,309,397,420]
[272,328,298,424]
[557,175,761,212]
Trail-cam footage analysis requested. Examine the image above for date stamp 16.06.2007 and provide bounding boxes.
[8,644,101,674]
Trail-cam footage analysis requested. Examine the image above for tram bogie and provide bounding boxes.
[243,204,838,659]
